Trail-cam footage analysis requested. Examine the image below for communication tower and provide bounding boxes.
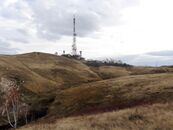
[72,15,77,56]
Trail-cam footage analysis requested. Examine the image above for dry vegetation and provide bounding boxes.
[0,52,173,130]
[48,73,173,118]
[18,103,173,130]
[127,66,173,75]
[0,52,100,128]
[90,65,173,80]
[0,52,100,93]
[90,66,130,79]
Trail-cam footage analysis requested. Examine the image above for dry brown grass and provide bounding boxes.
[0,52,100,127]
[128,66,173,75]
[0,52,100,93]
[18,102,173,130]
[1,52,173,129]
[91,65,173,80]
[48,73,173,118]
[91,66,130,79]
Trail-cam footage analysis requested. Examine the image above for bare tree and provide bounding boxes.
[5,87,19,128]
[0,77,29,129]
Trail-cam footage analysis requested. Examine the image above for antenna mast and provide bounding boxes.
[72,15,77,56]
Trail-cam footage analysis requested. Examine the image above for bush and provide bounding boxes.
[85,58,132,67]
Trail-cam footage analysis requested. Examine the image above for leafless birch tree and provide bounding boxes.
[0,77,29,129]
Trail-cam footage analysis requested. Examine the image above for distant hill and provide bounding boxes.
[114,50,173,66]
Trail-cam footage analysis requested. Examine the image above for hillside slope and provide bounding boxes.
[48,73,173,118]
[1,52,173,129]
[0,52,100,93]
[0,52,100,128]
[19,103,173,130]
[18,72,173,130]
[89,65,173,79]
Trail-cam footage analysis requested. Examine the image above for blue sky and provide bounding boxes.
[0,0,173,66]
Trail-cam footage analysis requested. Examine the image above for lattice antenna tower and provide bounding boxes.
[72,15,77,56]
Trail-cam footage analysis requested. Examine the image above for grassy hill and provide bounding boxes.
[0,52,173,130]
[18,72,173,130]
[90,66,130,79]
[90,65,173,79]
[47,73,173,118]
[0,52,100,93]
[0,52,100,128]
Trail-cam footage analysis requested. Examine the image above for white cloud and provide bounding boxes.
[25,0,136,40]
[1,0,173,66]
[0,39,18,54]
[117,0,173,54]
[116,51,173,66]
[0,0,137,55]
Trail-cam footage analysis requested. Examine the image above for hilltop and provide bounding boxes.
[0,52,100,93]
